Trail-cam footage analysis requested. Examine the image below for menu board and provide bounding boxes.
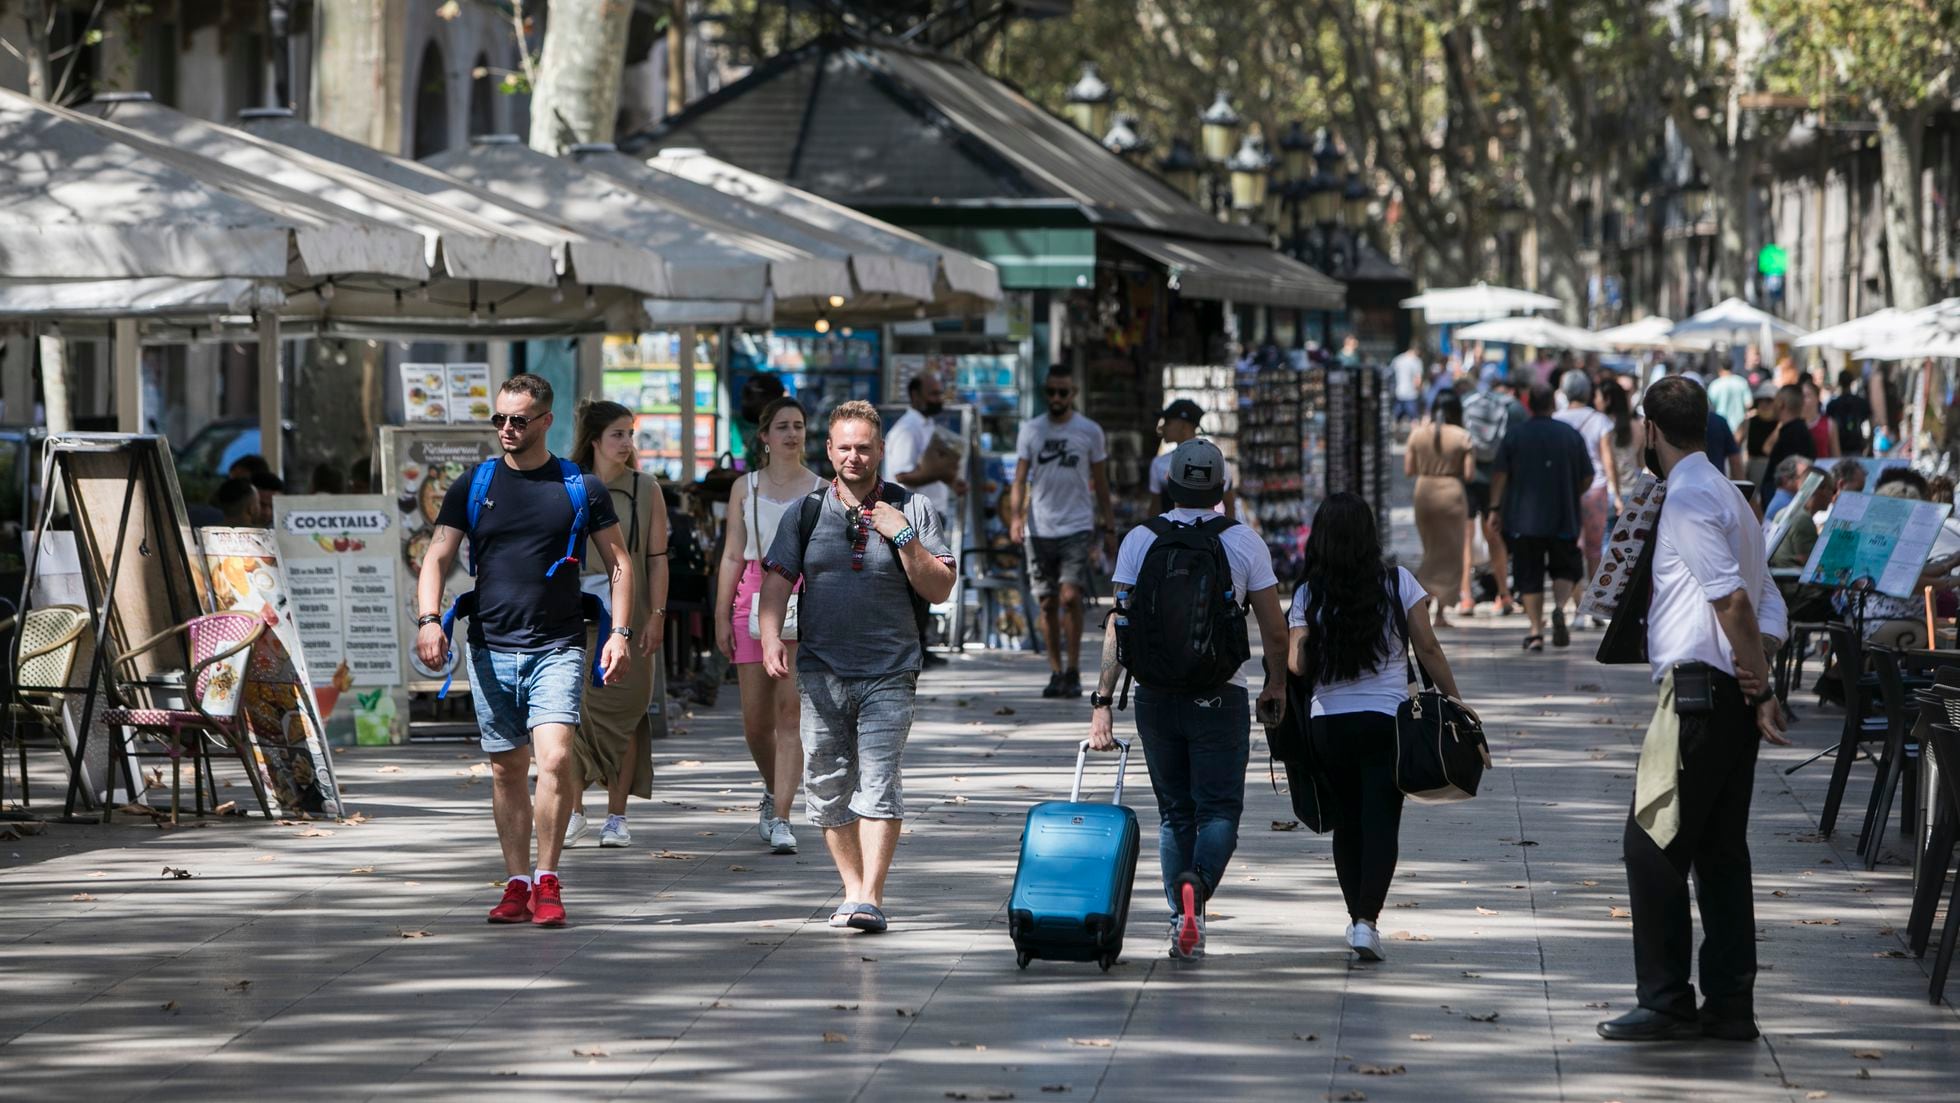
[1578,473,1664,620]
[378,426,501,691]
[1800,491,1954,597]
[273,495,408,745]
[401,362,493,425]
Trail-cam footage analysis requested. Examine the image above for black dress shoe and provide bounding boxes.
[1697,1016,1760,1041]
[1596,1007,1701,1041]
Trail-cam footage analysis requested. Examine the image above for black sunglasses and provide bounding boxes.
[490,413,537,431]
[1045,387,1073,397]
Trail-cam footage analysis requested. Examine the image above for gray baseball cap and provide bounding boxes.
[1166,438,1227,509]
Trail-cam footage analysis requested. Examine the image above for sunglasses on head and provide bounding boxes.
[490,413,536,431]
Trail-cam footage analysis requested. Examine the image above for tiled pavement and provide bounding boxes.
[2,607,1956,1102]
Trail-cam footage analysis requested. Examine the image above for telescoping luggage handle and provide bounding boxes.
[1071,738,1132,805]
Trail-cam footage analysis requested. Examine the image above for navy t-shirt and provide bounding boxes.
[435,456,618,652]
[1495,415,1593,540]
[1703,410,1741,472]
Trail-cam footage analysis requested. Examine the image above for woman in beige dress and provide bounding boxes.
[564,400,669,849]
[1403,392,1474,628]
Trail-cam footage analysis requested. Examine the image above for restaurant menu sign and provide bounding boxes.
[402,362,492,424]
[379,425,500,692]
[273,495,411,746]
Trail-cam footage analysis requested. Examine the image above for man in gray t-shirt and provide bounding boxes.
[1009,372,1113,700]
[759,402,956,934]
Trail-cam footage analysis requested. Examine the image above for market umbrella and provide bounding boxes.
[1453,315,1605,352]
[1590,315,1713,352]
[1850,325,1960,362]
[1399,282,1562,323]
[1667,297,1808,344]
[1794,308,1916,351]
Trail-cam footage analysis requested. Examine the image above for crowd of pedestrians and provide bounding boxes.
[405,349,1912,1049]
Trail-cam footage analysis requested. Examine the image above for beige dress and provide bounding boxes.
[574,469,660,797]
[1408,423,1472,601]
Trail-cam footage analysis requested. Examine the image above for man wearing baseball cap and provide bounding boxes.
[1150,400,1238,519]
[1089,438,1286,960]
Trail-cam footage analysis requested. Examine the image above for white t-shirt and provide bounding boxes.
[1148,449,1236,515]
[1646,452,1787,682]
[1288,566,1427,717]
[1390,352,1424,401]
[1113,509,1278,688]
[1016,413,1108,538]
[1555,406,1611,492]
[883,407,953,520]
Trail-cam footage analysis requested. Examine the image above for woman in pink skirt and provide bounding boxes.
[715,397,824,854]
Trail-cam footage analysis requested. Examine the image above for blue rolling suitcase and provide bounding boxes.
[1008,739,1141,971]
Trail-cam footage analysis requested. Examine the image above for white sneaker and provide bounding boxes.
[1347,921,1384,961]
[564,810,589,848]
[600,814,631,848]
[757,793,774,843]
[768,818,798,854]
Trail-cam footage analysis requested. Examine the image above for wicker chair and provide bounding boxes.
[2,604,91,810]
[103,611,270,823]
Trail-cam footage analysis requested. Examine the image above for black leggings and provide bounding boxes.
[1309,710,1405,922]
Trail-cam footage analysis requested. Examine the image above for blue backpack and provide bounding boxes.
[436,457,609,697]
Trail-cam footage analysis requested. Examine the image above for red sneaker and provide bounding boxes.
[530,873,567,927]
[488,878,531,924]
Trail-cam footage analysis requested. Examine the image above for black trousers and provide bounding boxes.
[1622,672,1761,1021]
[1310,711,1405,922]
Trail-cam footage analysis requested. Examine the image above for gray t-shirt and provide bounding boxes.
[763,486,954,678]
[1015,413,1107,538]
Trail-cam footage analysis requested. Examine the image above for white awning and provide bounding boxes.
[1400,283,1562,323]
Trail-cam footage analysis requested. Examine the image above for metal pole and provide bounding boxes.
[678,324,697,478]
[257,313,284,478]
[113,318,141,433]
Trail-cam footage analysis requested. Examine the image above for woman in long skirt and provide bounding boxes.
[1402,392,1473,628]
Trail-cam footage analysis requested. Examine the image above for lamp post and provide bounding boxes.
[1680,173,1713,312]
[1227,133,1271,220]
[1158,136,1204,206]
[1065,62,1112,137]
[1200,91,1241,164]
[1102,113,1148,160]
[1497,191,1528,286]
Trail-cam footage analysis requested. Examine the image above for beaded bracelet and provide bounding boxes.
[893,525,918,548]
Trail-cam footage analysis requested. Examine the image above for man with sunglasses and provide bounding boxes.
[416,373,633,928]
[1009,372,1114,699]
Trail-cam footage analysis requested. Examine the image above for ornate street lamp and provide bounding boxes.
[1102,113,1148,160]
[1227,133,1271,213]
[1279,120,1312,184]
[1200,91,1241,163]
[1342,169,1371,229]
[1308,129,1343,224]
[1157,136,1204,204]
[1065,62,1112,137]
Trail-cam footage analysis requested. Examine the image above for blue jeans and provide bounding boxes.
[468,645,587,754]
[1132,683,1250,913]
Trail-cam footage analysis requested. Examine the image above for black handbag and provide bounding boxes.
[1267,628,1337,832]
[1389,597,1491,801]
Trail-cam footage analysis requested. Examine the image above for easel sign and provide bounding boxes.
[379,425,500,692]
[22,434,207,819]
[1800,491,1954,598]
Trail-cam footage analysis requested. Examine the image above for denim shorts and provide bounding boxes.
[1026,532,1093,600]
[799,669,918,827]
[468,645,587,754]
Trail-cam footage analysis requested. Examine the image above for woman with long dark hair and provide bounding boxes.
[1596,376,1642,525]
[1289,493,1472,961]
[715,396,824,853]
[563,400,669,849]
[1403,391,1473,627]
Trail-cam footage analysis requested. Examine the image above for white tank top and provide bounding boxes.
[742,470,823,560]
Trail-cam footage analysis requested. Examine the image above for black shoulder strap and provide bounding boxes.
[796,491,823,557]
[1142,516,1175,537]
[1385,570,1431,688]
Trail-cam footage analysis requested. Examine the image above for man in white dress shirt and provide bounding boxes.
[1597,376,1789,1044]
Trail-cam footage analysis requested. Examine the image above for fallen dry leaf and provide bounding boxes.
[1850,1049,1882,1060]
[350,866,375,874]
[1068,1037,1114,1048]
[1352,1064,1405,1076]
[1584,1001,1611,1009]
[1392,901,1421,909]
[1464,1011,1500,1023]
[159,1000,178,1012]
[376,765,403,774]
[572,1045,610,1057]
[1327,1093,1367,1102]
[949,795,970,805]
[728,865,752,872]
[895,1008,913,1017]
[1772,889,1790,897]
[1855,1069,1872,1081]
[1875,949,1909,958]
[653,850,693,860]
[994,706,1016,716]
[1408,1033,1433,1042]
[254,855,279,863]
[213,801,239,816]
[1798,918,1840,926]
[70,893,96,902]
[1271,820,1301,831]
[397,929,432,939]
[224,979,252,992]
[161,866,192,879]
[1041,1087,1070,1095]
[821,1032,848,1043]
[1580,879,1600,887]
[340,812,370,825]
[1475,907,1500,916]
[1806,1093,1828,1100]
[1294,1032,1318,1041]
[295,828,335,838]
[87,871,107,878]
[943,1092,1015,1101]
[1387,930,1430,942]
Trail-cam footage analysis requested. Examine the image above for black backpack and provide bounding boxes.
[1117,516,1250,693]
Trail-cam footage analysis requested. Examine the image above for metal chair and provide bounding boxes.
[960,545,1040,653]
[2,604,91,809]
[1858,649,1949,868]
[1910,696,1960,962]
[1818,623,1889,836]
[1920,722,1960,1005]
[102,611,270,823]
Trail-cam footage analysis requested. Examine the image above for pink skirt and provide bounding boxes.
[1579,486,1610,561]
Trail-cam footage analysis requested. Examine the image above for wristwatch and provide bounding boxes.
[612,626,634,639]
[1089,691,1114,710]
[1749,689,1776,707]
[417,614,442,628]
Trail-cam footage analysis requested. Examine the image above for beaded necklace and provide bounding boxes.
[833,476,883,571]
